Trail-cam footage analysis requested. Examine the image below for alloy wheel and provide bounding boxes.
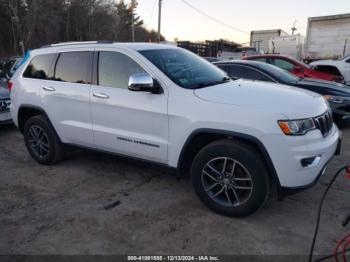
[27,125,50,159]
[201,157,253,207]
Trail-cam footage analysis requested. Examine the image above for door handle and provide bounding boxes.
[93,93,109,99]
[42,86,56,92]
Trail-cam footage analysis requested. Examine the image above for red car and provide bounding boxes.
[242,54,343,83]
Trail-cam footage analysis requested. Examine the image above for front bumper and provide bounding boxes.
[280,136,341,196]
[261,124,339,191]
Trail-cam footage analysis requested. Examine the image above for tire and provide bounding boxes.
[191,139,270,217]
[23,115,64,165]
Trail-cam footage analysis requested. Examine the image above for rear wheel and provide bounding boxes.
[24,115,64,165]
[191,139,270,217]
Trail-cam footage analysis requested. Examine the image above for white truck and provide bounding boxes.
[250,29,289,54]
[305,13,350,62]
[305,13,350,84]
[269,34,305,60]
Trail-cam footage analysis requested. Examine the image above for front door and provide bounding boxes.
[90,49,168,164]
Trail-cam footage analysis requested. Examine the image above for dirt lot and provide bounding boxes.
[1,124,350,257]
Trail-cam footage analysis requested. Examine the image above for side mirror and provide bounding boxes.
[128,73,162,94]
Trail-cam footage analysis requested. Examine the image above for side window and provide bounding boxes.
[226,65,273,82]
[217,64,228,73]
[346,58,350,63]
[271,59,295,71]
[224,65,246,78]
[54,52,93,84]
[23,54,55,80]
[253,58,267,63]
[98,51,146,89]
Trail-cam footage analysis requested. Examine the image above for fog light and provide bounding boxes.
[301,156,321,168]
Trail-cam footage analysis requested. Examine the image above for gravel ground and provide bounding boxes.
[0,124,350,258]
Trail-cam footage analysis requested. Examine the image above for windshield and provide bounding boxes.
[139,48,230,89]
[256,62,300,83]
[283,56,311,69]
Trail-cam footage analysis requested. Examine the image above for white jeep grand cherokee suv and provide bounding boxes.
[10,42,341,217]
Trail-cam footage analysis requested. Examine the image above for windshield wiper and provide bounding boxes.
[190,77,231,89]
[230,76,240,80]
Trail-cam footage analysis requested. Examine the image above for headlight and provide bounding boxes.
[323,95,345,103]
[278,118,316,135]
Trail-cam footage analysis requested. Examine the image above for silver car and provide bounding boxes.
[0,80,11,123]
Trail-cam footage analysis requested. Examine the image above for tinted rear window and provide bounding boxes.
[23,54,55,79]
[54,52,93,84]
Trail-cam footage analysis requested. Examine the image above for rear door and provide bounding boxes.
[40,48,94,147]
[90,48,168,163]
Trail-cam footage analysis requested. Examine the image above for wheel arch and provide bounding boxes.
[177,128,281,188]
[18,105,54,134]
[313,64,344,77]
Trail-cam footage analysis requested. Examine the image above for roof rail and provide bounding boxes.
[40,40,114,48]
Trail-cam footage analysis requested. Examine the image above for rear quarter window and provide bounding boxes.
[23,54,55,80]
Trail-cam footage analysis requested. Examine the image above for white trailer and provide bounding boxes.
[269,34,305,60]
[305,13,350,62]
[250,29,288,54]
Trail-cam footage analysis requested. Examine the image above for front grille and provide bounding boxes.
[0,99,11,112]
[314,111,333,137]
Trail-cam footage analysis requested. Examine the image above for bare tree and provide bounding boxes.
[0,0,165,56]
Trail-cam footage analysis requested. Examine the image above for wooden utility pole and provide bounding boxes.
[157,0,162,43]
[131,9,135,42]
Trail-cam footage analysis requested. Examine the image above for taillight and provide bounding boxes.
[7,81,13,91]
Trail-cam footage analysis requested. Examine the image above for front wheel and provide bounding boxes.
[191,139,270,217]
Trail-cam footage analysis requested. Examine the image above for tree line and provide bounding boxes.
[0,0,165,57]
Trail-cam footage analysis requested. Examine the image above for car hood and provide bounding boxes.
[297,78,350,97]
[194,79,328,119]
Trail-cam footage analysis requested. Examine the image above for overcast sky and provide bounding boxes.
[131,0,350,44]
